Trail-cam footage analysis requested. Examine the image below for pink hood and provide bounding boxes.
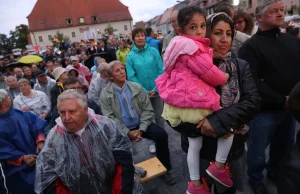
[163,34,211,72]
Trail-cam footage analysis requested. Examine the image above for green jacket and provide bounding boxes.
[100,81,155,135]
[117,48,130,66]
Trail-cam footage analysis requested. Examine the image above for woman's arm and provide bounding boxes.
[207,60,261,136]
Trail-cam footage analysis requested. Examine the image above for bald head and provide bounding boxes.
[170,10,179,33]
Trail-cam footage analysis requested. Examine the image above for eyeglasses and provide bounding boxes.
[235,20,245,25]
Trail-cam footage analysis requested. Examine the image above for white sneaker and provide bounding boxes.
[149,145,156,154]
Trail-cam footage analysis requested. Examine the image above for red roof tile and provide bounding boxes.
[27,0,132,32]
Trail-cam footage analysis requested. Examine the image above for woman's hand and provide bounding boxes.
[148,91,156,98]
[197,118,216,137]
[39,113,47,119]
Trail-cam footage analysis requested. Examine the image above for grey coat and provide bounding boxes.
[34,77,56,99]
[100,81,155,135]
[88,76,109,105]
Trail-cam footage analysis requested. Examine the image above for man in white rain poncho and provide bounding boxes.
[35,89,143,194]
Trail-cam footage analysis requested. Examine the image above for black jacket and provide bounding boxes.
[175,58,261,160]
[50,84,64,113]
[239,28,300,110]
[0,162,8,194]
[277,131,300,194]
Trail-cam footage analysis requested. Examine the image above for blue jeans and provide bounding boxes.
[247,111,295,183]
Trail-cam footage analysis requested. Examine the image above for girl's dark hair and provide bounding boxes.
[215,3,234,17]
[207,13,235,40]
[233,10,254,35]
[132,28,146,40]
[288,27,300,37]
[177,6,206,29]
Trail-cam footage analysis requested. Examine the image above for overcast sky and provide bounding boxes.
[0,0,179,36]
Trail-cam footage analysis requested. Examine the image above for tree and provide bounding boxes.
[105,23,117,35]
[0,34,14,54]
[53,31,70,43]
[9,24,29,49]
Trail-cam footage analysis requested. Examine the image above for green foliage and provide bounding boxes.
[53,31,70,42]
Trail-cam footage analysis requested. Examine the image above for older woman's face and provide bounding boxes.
[19,82,31,94]
[209,21,233,55]
[234,17,246,32]
[134,32,146,48]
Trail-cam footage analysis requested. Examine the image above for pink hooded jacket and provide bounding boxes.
[155,34,227,111]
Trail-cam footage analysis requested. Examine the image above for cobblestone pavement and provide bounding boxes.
[132,122,300,194]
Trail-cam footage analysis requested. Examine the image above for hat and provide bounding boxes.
[52,67,66,81]
[35,70,46,78]
[256,0,282,14]
[70,56,79,61]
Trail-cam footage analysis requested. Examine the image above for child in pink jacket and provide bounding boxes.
[155,7,232,194]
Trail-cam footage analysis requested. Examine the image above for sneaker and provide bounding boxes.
[149,145,156,154]
[186,179,211,194]
[134,166,147,178]
[160,172,176,185]
[205,162,233,187]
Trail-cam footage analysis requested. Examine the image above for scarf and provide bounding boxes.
[213,52,240,107]
[112,81,136,119]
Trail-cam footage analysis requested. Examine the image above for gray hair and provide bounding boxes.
[106,60,123,79]
[0,89,8,102]
[17,78,30,86]
[6,76,16,83]
[57,89,87,109]
[97,62,108,74]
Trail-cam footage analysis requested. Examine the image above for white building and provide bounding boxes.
[27,0,133,46]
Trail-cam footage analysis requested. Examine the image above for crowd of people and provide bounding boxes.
[1,0,300,194]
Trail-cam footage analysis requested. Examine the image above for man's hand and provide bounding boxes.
[39,113,47,119]
[22,107,30,111]
[128,130,143,142]
[197,118,216,137]
[23,154,37,167]
[36,142,44,153]
[148,91,156,98]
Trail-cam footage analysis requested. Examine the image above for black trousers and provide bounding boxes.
[131,123,172,171]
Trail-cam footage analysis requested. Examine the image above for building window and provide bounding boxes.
[38,36,43,42]
[72,32,76,37]
[92,16,97,21]
[48,35,52,41]
[124,25,128,31]
[66,18,72,24]
[248,0,252,8]
[79,17,85,24]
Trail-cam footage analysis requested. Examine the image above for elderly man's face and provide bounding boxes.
[58,98,88,132]
[14,68,22,77]
[23,67,32,76]
[72,60,79,67]
[38,74,48,84]
[110,63,126,82]
[6,77,17,88]
[0,95,12,111]
[258,2,285,28]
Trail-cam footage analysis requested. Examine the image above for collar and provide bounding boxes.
[257,28,281,36]
[179,34,211,47]
[132,43,149,52]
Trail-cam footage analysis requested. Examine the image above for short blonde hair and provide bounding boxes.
[97,57,106,64]
[17,78,30,86]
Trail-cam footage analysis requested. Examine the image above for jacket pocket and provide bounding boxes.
[187,78,211,103]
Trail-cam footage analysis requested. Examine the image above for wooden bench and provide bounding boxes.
[135,157,167,183]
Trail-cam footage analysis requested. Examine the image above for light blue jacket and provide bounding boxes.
[126,43,164,98]
[91,57,99,74]
[146,36,161,51]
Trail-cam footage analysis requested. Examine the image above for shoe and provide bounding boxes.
[205,162,233,187]
[249,182,269,194]
[149,145,156,154]
[160,172,176,185]
[134,166,147,178]
[186,178,211,194]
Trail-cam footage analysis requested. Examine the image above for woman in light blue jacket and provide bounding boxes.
[126,27,165,131]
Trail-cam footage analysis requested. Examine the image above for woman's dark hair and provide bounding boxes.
[177,6,206,30]
[207,13,235,40]
[215,3,235,17]
[132,28,147,40]
[233,10,254,35]
[288,27,300,37]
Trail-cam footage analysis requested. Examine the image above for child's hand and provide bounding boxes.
[224,73,230,82]
[223,133,233,139]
